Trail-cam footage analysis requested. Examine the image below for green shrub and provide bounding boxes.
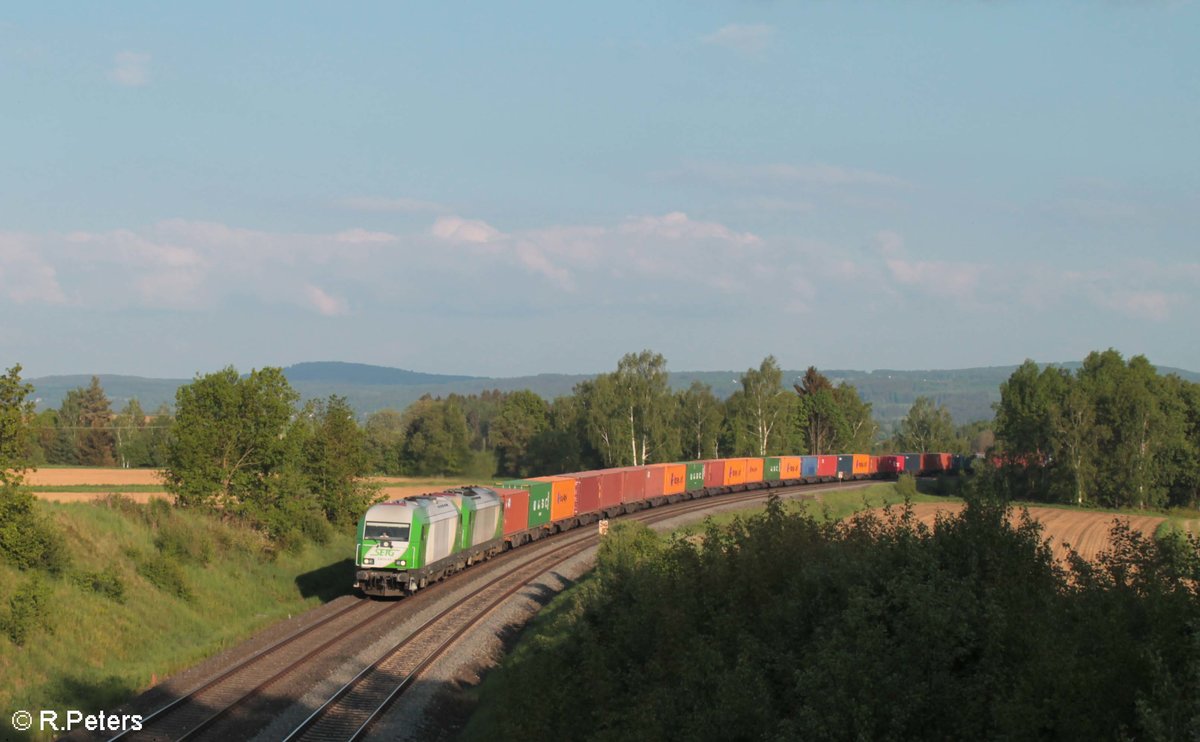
[4,574,51,645]
[0,484,67,574]
[895,472,918,499]
[153,519,214,566]
[127,548,192,601]
[71,567,127,604]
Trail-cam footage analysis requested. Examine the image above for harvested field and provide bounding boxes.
[875,502,1164,563]
[26,467,163,486]
[26,468,475,504]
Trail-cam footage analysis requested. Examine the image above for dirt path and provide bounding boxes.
[877,502,1164,563]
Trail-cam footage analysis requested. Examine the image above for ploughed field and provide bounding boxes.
[25,467,475,504]
[878,502,1164,563]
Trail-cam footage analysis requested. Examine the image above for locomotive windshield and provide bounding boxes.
[364,522,410,542]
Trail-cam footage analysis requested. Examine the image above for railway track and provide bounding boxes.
[277,483,838,742]
[101,480,859,742]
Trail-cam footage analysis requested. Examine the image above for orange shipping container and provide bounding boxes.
[745,458,764,483]
[724,459,747,485]
[532,476,577,522]
[853,455,871,476]
[663,464,687,495]
[779,456,802,480]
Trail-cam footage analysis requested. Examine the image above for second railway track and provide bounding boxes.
[95,481,864,742]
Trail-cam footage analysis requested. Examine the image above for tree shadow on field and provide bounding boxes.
[294,558,355,602]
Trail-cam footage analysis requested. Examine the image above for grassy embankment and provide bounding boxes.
[0,497,354,739]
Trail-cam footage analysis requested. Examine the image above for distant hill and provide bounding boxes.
[282,361,479,385]
[27,361,1200,430]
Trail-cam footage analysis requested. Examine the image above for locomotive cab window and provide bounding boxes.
[364,522,410,542]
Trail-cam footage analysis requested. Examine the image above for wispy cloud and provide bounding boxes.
[335,228,399,244]
[700,24,775,56]
[618,211,760,245]
[109,51,150,87]
[431,215,504,244]
[0,233,66,304]
[304,285,350,316]
[338,196,450,213]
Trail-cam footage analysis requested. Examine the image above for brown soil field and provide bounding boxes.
[25,467,164,486]
[879,502,1164,563]
[26,469,468,504]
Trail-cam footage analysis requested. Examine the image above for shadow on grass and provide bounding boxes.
[294,558,355,602]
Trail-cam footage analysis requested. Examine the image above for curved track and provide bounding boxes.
[99,480,859,742]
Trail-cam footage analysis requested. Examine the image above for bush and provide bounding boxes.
[894,472,918,499]
[153,519,214,566]
[4,574,51,645]
[0,484,67,574]
[127,549,192,601]
[71,567,127,604]
[473,494,1200,741]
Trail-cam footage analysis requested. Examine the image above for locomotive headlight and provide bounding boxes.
[398,559,406,566]
[363,558,374,565]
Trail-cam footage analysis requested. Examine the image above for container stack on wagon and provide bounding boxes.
[354,450,969,596]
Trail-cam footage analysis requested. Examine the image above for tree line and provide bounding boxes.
[15,352,992,483]
[988,350,1200,509]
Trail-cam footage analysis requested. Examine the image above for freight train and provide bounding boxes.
[354,453,968,597]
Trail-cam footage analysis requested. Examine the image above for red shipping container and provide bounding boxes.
[868,456,879,475]
[816,455,838,477]
[621,467,648,504]
[922,453,948,473]
[574,473,602,516]
[599,469,624,509]
[497,488,530,536]
[878,455,904,474]
[644,464,667,499]
[704,459,727,488]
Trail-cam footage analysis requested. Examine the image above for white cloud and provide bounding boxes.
[618,211,759,245]
[1096,290,1172,321]
[304,285,350,316]
[335,228,399,244]
[0,233,66,304]
[338,196,449,213]
[109,51,150,87]
[701,24,775,56]
[431,215,504,244]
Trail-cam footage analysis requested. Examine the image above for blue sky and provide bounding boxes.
[2,2,1198,379]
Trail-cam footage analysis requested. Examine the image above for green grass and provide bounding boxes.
[0,500,354,740]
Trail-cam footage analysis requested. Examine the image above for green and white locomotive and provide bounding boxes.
[354,486,504,597]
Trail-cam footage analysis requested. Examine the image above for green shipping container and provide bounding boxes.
[500,480,552,527]
[684,463,706,492]
[764,457,781,481]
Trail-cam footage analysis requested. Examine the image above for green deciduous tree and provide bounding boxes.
[164,366,301,512]
[676,381,723,460]
[302,395,377,525]
[896,396,958,453]
[0,365,34,487]
[400,397,473,476]
[491,390,549,477]
[736,356,790,456]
